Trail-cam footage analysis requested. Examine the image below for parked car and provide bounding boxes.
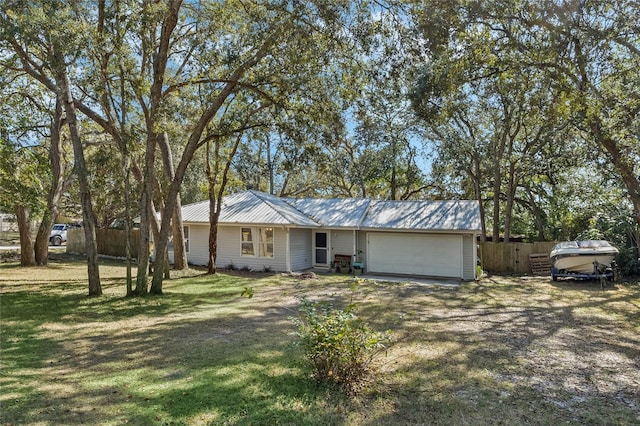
[49,223,80,246]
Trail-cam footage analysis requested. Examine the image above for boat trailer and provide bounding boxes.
[551,261,615,288]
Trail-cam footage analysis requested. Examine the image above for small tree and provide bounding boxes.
[292,297,392,396]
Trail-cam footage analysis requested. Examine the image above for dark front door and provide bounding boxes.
[314,232,328,266]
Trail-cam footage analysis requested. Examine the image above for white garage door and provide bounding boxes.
[367,233,462,278]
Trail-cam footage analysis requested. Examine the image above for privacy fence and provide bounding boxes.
[67,228,140,258]
[479,241,557,275]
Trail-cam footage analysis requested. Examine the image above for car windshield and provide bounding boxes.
[53,225,65,230]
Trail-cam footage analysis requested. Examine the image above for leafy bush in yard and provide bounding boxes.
[292,298,392,395]
[616,247,640,277]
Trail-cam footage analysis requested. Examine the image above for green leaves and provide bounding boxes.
[292,297,392,395]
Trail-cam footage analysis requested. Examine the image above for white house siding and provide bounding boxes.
[462,235,476,280]
[167,224,209,265]
[290,228,312,271]
[185,224,210,266]
[330,230,355,261]
[215,225,287,271]
[357,231,367,267]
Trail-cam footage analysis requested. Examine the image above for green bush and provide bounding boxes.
[292,298,392,395]
[616,247,640,277]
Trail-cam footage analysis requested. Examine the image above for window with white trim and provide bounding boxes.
[258,227,274,258]
[241,227,254,256]
[241,227,274,258]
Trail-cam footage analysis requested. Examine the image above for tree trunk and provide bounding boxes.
[491,163,501,241]
[208,210,220,274]
[171,206,187,269]
[135,130,157,295]
[157,132,187,270]
[471,154,487,242]
[53,54,101,296]
[206,137,220,274]
[149,200,170,280]
[503,162,517,243]
[123,152,134,296]
[525,186,546,241]
[34,97,66,265]
[16,205,36,266]
[267,134,274,195]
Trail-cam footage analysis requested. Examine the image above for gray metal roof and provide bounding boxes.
[180,200,209,223]
[285,197,370,228]
[182,190,319,227]
[361,200,481,231]
[181,190,481,232]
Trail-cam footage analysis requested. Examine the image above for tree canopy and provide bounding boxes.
[1,0,638,289]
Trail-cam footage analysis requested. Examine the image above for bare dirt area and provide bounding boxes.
[239,272,640,424]
[348,275,640,424]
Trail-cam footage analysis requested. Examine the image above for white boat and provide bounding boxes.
[550,240,619,275]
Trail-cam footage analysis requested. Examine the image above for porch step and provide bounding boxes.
[529,253,551,275]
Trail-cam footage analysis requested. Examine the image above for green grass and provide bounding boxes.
[1,258,639,425]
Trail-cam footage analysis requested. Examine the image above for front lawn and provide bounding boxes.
[1,256,639,425]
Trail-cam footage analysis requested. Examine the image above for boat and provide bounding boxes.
[550,240,619,277]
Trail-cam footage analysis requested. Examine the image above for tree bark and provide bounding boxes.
[471,153,487,242]
[135,150,154,295]
[525,186,547,241]
[34,97,66,265]
[52,54,102,296]
[206,137,220,274]
[503,161,517,243]
[157,132,187,270]
[16,205,36,266]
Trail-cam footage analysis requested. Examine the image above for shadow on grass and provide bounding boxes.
[0,274,349,425]
[355,279,640,425]
[1,310,346,425]
[2,270,638,425]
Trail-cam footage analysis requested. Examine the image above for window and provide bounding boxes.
[258,227,274,258]
[241,227,254,256]
[241,227,274,258]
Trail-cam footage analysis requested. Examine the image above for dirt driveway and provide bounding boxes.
[283,273,640,423]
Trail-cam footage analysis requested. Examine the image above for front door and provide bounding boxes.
[314,231,329,266]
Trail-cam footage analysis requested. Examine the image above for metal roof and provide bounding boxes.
[182,190,319,227]
[180,200,210,223]
[361,200,481,231]
[285,197,371,228]
[180,190,481,232]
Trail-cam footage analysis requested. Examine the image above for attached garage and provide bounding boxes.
[367,232,463,278]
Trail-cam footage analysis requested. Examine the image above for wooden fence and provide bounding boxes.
[479,241,557,275]
[67,228,140,258]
